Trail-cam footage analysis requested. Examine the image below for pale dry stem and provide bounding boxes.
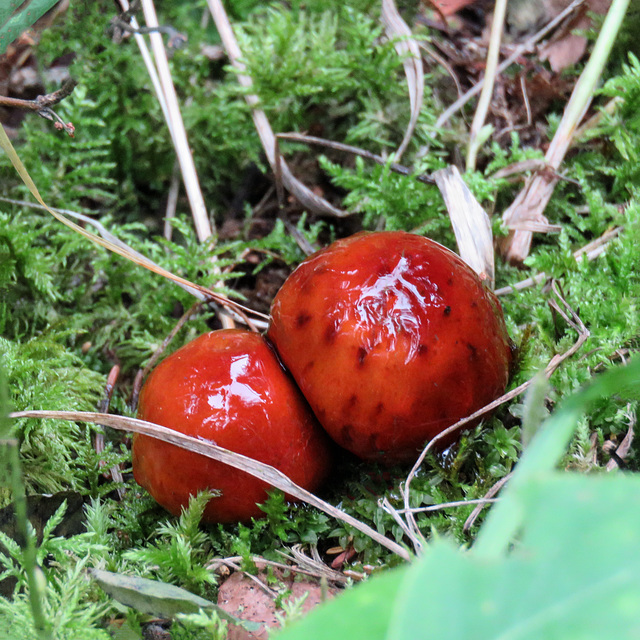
[206,0,345,218]
[10,410,412,561]
[398,281,589,553]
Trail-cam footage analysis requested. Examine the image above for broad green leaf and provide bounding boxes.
[0,0,60,55]
[275,567,406,640]
[389,473,640,640]
[89,569,260,631]
[474,356,640,559]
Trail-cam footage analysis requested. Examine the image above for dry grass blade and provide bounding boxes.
[434,165,494,284]
[0,125,265,327]
[137,0,213,242]
[463,472,512,532]
[434,0,586,130]
[277,132,436,185]
[10,410,411,562]
[381,0,424,161]
[399,281,590,552]
[500,0,631,263]
[495,225,624,296]
[465,0,508,171]
[206,0,346,218]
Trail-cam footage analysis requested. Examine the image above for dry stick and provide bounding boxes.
[501,0,631,264]
[0,195,259,327]
[495,225,624,296]
[466,0,508,171]
[207,554,349,584]
[381,0,424,161]
[399,497,500,514]
[137,0,213,242]
[400,283,590,553]
[164,159,180,241]
[206,0,346,218]
[463,472,512,532]
[0,78,77,135]
[10,411,411,562]
[276,132,436,185]
[434,0,585,131]
[605,406,635,471]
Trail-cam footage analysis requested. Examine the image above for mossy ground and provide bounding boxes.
[1,1,639,637]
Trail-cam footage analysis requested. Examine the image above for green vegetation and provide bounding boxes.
[0,0,639,637]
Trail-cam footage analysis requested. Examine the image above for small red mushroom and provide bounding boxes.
[132,330,332,523]
[267,231,512,464]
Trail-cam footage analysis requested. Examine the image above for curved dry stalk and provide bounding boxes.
[434,0,586,130]
[466,0,508,171]
[0,124,266,327]
[276,132,436,185]
[10,410,411,562]
[206,0,346,218]
[381,0,424,160]
[463,473,512,532]
[399,497,500,514]
[495,226,624,296]
[399,282,590,552]
[500,0,631,263]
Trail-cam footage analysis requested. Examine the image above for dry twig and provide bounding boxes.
[0,78,78,136]
[10,410,411,561]
[398,281,589,553]
[500,0,631,263]
[381,0,424,160]
[206,0,346,218]
[463,472,512,532]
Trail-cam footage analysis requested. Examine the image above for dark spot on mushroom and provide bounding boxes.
[303,360,315,374]
[467,343,478,360]
[444,306,451,316]
[357,347,367,366]
[471,301,478,308]
[374,402,384,416]
[447,277,454,286]
[324,320,339,343]
[296,312,312,328]
[345,394,358,410]
[418,344,428,356]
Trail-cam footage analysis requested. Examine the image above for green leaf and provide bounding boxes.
[389,473,640,640]
[0,0,60,55]
[89,569,260,631]
[474,356,640,559]
[276,567,406,640]
[276,472,640,640]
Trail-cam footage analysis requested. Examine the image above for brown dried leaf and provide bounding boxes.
[218,567,339,640]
